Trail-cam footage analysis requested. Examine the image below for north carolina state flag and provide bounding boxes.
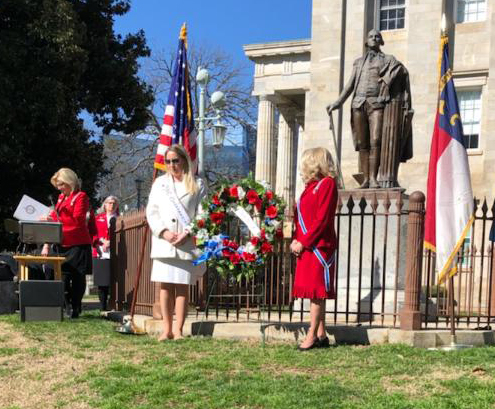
[424,35,474,284]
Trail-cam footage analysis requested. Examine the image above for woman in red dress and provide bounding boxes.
[90,196,119,310]
[291,147,338,350]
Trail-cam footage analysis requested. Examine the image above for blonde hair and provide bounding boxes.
[300,147,336,184]
[98,195,120,214]
[166,145,199,194]
[50,168,81,192]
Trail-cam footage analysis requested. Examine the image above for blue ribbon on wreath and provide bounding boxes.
[193,234,231,265]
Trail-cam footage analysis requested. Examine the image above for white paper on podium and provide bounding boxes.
[13,195,51,221]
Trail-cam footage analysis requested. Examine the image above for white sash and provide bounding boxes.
[163,180,191,228]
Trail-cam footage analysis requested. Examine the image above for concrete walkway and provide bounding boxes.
[104,311,495,348]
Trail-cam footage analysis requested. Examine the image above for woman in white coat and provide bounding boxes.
[146,145,207,341]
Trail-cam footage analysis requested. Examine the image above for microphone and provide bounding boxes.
[48,194,58,220]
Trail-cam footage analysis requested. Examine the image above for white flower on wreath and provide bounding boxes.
[237,186,246,200]
[271,219,281,229]
[245,242,256,253]
[196,211,207,220]
[265,233,274,241]
[259,180,271,190]
[196,229,209,240]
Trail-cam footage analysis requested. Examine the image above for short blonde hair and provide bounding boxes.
[300,147,336,184]
[165,145,199,194]
[50,168,81,192]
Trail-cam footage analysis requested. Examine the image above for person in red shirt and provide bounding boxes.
[41,168,92,318]
[90,196,119,310]
[291,147,338,350]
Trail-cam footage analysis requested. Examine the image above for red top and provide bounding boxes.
[49,191,91,247]
[293,177,338,250]
[89,212,115,258]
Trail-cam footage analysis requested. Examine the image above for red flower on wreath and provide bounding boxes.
[266,205,278,219]
[223,240,239,250]
[265,190,274,200]
[242,252,256,262]
[230,252,242,264]
[254,198,262,211]
[229,185,239,198]
[246,190,259,204]
[250,236,260,246]
[261,241,273,254]
[212,194,221,205]
[210,212,225,225]
[222,249,233,257]
[197,219,205,228]
[260,229,266,240]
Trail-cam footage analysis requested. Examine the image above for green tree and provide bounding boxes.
[0,0,154,250]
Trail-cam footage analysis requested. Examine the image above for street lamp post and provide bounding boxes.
[195,67,227,177]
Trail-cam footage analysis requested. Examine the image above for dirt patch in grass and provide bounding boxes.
[0,321,98,409]
[0,320,154,409]
[261,361,335,378]
[381,368,469,398]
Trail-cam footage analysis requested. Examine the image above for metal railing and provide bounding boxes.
[109,193,495,330]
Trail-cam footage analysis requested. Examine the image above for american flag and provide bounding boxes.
[154,24,197,171]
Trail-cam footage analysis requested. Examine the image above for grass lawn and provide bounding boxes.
[1,311,495,409]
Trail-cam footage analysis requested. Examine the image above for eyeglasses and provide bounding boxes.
[165,159,180,165]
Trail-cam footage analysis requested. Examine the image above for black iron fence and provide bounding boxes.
[110,193,495,330]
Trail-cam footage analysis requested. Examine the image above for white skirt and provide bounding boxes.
[151,258,205,285]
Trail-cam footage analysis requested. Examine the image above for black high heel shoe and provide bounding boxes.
[316,336,330,348]
[297,337,318,351]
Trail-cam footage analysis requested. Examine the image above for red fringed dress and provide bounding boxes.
[292,177,338,300]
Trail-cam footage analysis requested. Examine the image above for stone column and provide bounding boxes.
[295,112,305,200]
[400,191,425,331]
[276,105,297,216]
[255,96,276,188]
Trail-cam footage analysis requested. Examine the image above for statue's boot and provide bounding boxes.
[358,150,370,189]
[369,147,380,188]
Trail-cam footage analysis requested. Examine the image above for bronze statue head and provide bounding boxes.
[365,29,384,50]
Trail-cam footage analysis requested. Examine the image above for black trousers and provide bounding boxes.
[63,272,86,313]
[54,244,92,314]
[98,286,109,310]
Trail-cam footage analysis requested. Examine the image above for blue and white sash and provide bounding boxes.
[296,189,335,293]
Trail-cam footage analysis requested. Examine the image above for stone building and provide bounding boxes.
[244,0,494,204]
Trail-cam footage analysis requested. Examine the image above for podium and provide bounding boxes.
[14,255,65,281]
[14,255,66,322]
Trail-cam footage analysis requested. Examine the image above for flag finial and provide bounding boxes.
[180,23,187,40]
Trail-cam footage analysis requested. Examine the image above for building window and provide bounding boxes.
[460,229,472,269]
[457,0,486,23]
[379,0,405,31]
[458,89,482,149]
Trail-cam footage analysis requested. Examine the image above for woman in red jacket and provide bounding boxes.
[90,196,119,310]
[41,168,92,318]
[291,147,338,350]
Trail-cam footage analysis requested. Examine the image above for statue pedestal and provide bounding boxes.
[334,188,409,323]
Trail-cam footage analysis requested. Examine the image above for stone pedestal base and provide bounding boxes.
[400,309,421,330]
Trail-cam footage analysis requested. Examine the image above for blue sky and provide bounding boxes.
[110,1,312,144]
[114,0,312,68]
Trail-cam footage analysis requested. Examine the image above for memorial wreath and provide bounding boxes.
[191,177,285,281]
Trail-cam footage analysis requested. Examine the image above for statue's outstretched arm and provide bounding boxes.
[326,67,356,114]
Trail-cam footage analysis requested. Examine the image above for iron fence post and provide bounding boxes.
[400,191,425,330]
